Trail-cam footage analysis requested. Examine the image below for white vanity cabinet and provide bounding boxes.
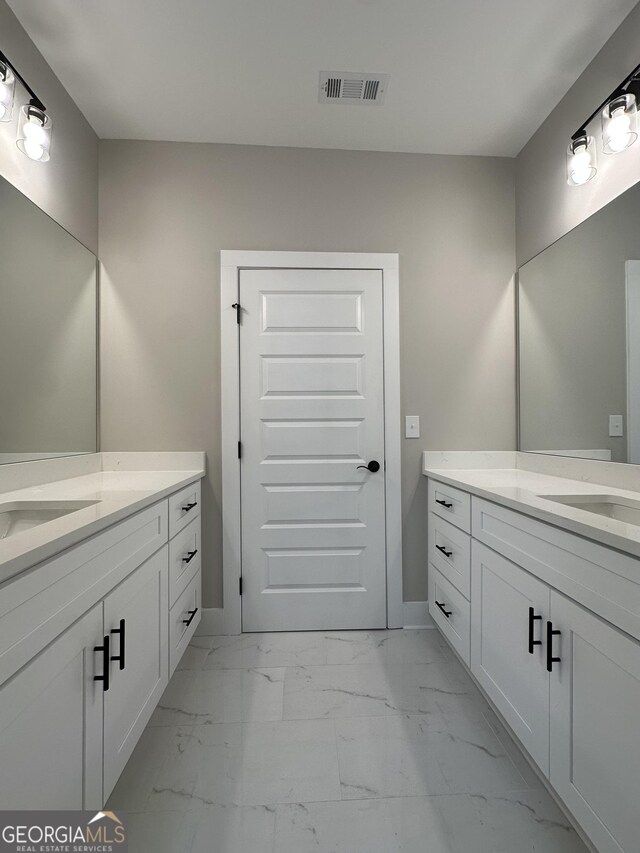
[0,476,202,810]
[102,547,168,801]
[549,592,640,853]
[470,541,550,773]
[0,604,103,809]
[427,473,640,853]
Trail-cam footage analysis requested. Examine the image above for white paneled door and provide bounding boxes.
[239,268,387,631]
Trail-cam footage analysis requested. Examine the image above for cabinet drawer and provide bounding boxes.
[428,512,471,599]
[168,516,201,607]
[168,480,201,538]
[472,497,640,643]
[428,479,471,533]
[428,565,470,665]
[169,568,201,676]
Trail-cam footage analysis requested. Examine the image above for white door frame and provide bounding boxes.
[220,250,403,635]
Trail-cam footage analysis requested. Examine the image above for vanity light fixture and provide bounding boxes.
[16,104,51,161]
[568,63,640,186]
[0,50,52,161]
[602,93,638,154]
[567,134,597,186]
[0,60,15,122]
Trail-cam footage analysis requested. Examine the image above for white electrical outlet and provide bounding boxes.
[609,415,624,437]
[405,416,420,438]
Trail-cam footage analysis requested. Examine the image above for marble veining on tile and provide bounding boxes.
[109,628,589,853]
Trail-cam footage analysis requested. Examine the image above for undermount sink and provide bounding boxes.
[540,494,640,525]
[0,501,100,540]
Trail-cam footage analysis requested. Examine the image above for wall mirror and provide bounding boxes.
[518,179,640,464]
[0,175,97,464]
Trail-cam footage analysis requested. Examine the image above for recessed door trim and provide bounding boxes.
[221,250,402,635]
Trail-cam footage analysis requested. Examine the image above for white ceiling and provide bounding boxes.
[7,0,639,156]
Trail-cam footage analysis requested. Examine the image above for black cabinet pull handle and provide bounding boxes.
[94,635,110,692]
[436,544,453,559]
[181,501,198,513]
[546,621,562,672]
[528,607,542,654]
[435,499,453,509]
[110,619,126,671]
[435,600,452,619]
[183,607,199,627]
[356,460,381,473]
[182,549,198,564]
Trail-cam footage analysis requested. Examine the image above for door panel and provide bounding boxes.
[550,592,640,853]
[471,541,551,773]
[240,268,386,631]
[0,605,103,809]
[103,548,168,801]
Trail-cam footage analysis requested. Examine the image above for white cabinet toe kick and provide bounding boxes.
[428,475,640,853]
[0,478,202,810]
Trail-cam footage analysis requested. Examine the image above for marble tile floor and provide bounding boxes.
[108,629,589,853]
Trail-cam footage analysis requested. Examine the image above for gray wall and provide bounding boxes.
[516,3,640,267]
[0,0,98,251]
[99,141,516,607]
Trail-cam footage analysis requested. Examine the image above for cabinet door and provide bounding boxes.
[103,547,168,801]
[0,604,103,809]
[550,592,640,853]
[471,541,550,773]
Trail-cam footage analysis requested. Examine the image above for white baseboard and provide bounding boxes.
[195,607,225,636]
[403,601,436,629]
[195,603,435,634]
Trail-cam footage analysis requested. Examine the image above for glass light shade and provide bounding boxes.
[16,105,52,162]
[602,93,638,154]
[0,63,15,123]
[566,135,597,186]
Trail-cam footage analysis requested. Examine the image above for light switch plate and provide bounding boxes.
[405,415,420,438]
[609,414,624,437]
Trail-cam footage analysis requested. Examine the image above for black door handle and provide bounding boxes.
[182,549,198,564]
[435,600,452,618]
[181,501,198,513]
[546,621,561,672]
[528,607,542,654]
[435,498,453,509]
[356,460,380,473]
[183,607,199,627]
[94,635,110,692]
[436,544,453,559]
[110,619,126,671]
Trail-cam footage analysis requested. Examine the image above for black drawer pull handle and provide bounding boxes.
[181,501,198,513]
[94,635,110,692]
[182,549,198,565]
[110,618,126,671]
[436,544,453,559]
[528,607,542,655]
[183,607,199,627]
[546,621,561,672]
[435,499,453,509]
[435,600,452,619]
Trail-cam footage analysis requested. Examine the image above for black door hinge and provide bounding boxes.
[238,440,242,459]
[231,302,242,324]
[239,577,243,596]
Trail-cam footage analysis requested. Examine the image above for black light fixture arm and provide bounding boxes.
[0,49,46,112]
[571,62,640,141]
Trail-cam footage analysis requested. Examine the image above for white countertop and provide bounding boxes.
[0,468,204,585]
[424,463,640,559]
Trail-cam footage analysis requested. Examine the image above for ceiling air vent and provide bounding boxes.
[319,72,389,106]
